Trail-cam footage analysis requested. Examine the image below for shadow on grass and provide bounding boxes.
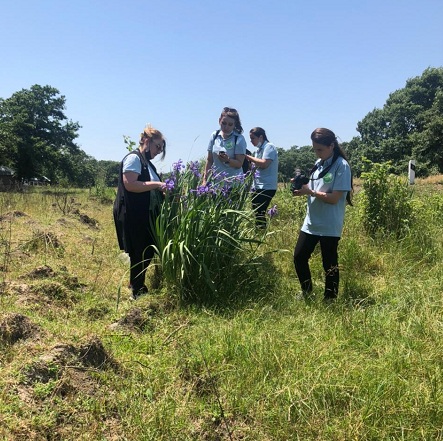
[172,253,282,315]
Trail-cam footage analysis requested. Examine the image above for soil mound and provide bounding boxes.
[0,313,40,344]
[22,337,118,387]
[22,265,56,279]
[0,210,28,221]
[77,336,118,370]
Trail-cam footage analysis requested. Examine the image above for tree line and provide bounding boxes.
[279,67,443,181]
[1,67,442,188]
[0,84,118,188]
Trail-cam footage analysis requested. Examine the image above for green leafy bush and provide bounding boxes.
[360,159,414,239]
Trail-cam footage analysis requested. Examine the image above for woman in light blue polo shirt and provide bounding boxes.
[292,128,352,302]
[246,127,279,227]
[203,107,247,184]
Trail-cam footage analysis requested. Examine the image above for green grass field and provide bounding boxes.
[1,177,443,440]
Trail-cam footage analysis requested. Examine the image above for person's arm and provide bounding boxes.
[219,152,245,169]
[246,155,272,169]
[294,185,344,205]
[123,171,163,193]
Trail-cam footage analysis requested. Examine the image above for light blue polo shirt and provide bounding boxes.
[253,141,278,190]
[301,155,351,237]
[208,131,247,179]
[122,153,160,181]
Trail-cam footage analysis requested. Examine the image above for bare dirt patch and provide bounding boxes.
[0,313,41,344]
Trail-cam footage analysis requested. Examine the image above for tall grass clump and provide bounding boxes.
[153,160,268,302]
[360,159,414,240]
[400,188,443,264]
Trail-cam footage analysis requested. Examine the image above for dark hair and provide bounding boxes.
[220,107,243,134]
[249,127,269,141]
[310,128,353,205]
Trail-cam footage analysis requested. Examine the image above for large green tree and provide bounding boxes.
[97,160,120,187]
[355,67,443,175]
[278,145,316,183]
[0,85,92,185]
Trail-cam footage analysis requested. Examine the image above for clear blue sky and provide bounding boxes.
[1,0,442,173]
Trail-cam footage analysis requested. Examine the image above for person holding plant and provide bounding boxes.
[292,128,352,303]
[113,125,166,300]
[203,107,247,183]
[246,127,279,227]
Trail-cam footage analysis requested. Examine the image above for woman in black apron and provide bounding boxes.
[113,126,166,299]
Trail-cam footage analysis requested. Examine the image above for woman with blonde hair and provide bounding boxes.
[113,126,166,299]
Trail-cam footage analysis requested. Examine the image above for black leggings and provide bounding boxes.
[127,225,156,293]
[293,231,340,299]
[251,189,276,226]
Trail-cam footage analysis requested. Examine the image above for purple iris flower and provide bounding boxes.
[194,184,211,196]
[267,204,278,218]
[188,161,201,178]
[164,178,175,191]
[220,184,230,198]
[172,160,185,173]
[235,174,245,183]
[212,169,229,182]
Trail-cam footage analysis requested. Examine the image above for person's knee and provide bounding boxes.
[294,253,307,267]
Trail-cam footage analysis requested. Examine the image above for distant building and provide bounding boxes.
[23,176,51,186]
[0,166,17,190]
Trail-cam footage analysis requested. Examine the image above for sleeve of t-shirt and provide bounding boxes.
[262,143,277,161]
[236,135,247,155]
[122,154,142,174]
[333,160,352,191]
[207,131,217,152]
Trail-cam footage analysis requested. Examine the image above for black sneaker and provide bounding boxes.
[295,291,313,301]
[131,285,148,301]
[323,296,336,306]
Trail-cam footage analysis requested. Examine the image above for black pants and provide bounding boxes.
[293,230,340,299]
[251,189,276,227]
[127,223,156,293]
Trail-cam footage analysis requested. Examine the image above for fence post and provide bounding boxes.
[408,160,416,185]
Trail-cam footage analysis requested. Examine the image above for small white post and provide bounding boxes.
[408,160,416,185]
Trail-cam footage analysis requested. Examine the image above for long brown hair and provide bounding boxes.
[220,107,243,134]
[249,127,269,141]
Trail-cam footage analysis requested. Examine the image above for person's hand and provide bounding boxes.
[158,181,169,194]
[293,184,311,197]
[218,152,229,164]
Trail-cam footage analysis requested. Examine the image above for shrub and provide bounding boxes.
[360,159,414,240]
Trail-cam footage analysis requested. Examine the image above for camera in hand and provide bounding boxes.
[290,174,310,192]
